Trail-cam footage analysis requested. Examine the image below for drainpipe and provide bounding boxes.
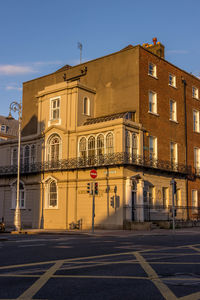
[182,78,189,220]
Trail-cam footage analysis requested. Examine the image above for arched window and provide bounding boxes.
[97,134,104,157]
[88,136,95,157]
[49,181,57,207]
[83,97,90,116]
[106,133,114,155]
[47,135,61,163]
[45,179,58,208]
[11,181,25,209]
[31,145,36,164]
[79,137,87,158]
[88,136,95,165]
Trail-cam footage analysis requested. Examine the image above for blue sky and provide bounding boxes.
[0,0,200,118]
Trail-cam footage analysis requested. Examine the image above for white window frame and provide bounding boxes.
[193,110,200,132]
[47,134,62,162]
[50,97,60,121]
[83,97,90,116]
[192,87,199,99]
[169,100,177,122]
[170,142,178,165]
[148,91,157,114]
[169,74,176,87]
[148,62,157,78]
[44,177,58,209]
[192,189,198,214]
[149,136,157,160]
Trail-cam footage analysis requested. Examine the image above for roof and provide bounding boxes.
[0,115,18,137]
[83,111,135,125]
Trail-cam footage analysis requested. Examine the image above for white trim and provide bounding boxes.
[44,176,58,209]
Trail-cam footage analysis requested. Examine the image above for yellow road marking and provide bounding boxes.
[17,260,64,300]
[188,246,200,253]
[134,252,177,300]
[179,291,200,300]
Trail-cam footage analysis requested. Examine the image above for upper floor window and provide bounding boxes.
[125,131,138,157]
[88,136,95,158]
[51,97,60,120]
[169,100,177,122]
[148,62,157,77]
[194,147,200,175]
[149,136,157,160]
[192,87,199,99]
[83,97,90,116]
[149,91,157,114]
[106,133,114,155]
[170,142,178,165]
[0,125,7,133]
[11,181,25,209]
[124,112,135,122]
[169,74,176,87]
[97,134,104,157]
[47,135,61,163]
[193,110,200,132]
[79,137,87,159]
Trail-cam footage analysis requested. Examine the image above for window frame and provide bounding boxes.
[192,189,198,214]
[193,109,200,132]
[149,136,157,160]
[169,74,176,88]
[148,91,157,114]
[169,99,177,122]
[194,147,200,175]
[83,97,90,116]
[170,142,178,165]
[50,97,60,121]
[11,180,26,209]
[148,62,157,78]
[192,87,199,100]
[44,178,58,209]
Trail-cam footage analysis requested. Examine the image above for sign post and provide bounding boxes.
[90,170,97,233]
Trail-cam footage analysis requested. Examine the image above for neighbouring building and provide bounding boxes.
[0,38,199,230]
[0,115,18,141]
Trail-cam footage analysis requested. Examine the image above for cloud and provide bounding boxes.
[0,61,64,76]
[5,85,22,91]
[166,50,189,55]
[0,64,35,75]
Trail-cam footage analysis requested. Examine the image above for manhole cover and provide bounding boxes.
[161,273,200,286]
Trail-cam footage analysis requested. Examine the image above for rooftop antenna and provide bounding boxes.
[77,42,83,64]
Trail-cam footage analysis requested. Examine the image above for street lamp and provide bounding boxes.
[7,101,22,231]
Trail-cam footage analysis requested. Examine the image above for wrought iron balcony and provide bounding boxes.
[0,152,191,176]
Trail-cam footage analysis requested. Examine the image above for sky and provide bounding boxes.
[0,0,200,118]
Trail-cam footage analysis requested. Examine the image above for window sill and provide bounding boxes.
[148,74,158,80]
[45,207,59,210]
[10,208,26,210]
[193,96,199,101]
[168,84,177,89]
[193,130,200,134]
[169,119,178,124]
[82,113,91,117]
[148,111,159,117]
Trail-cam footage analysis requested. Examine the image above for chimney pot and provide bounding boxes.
[153,37,157,46]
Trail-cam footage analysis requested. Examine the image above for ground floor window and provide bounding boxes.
[45,178,58,208]
[11,181,25,209]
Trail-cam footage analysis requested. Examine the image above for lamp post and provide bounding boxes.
[8,101,22,231]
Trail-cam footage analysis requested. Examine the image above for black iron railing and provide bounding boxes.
[0,152,191,176]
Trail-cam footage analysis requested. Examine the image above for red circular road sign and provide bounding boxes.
[90,169,97,179]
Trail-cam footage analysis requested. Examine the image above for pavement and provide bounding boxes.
[6,226,200,237]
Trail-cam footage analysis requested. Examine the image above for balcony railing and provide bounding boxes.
[0,152,191,176]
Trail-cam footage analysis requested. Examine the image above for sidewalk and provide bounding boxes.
[9,227,200,237]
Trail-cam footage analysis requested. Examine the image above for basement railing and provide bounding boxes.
[0,152,191,176]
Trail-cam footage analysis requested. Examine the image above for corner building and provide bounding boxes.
[0,40,199,229]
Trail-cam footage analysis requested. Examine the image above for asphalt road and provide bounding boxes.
[0,230,200,299]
